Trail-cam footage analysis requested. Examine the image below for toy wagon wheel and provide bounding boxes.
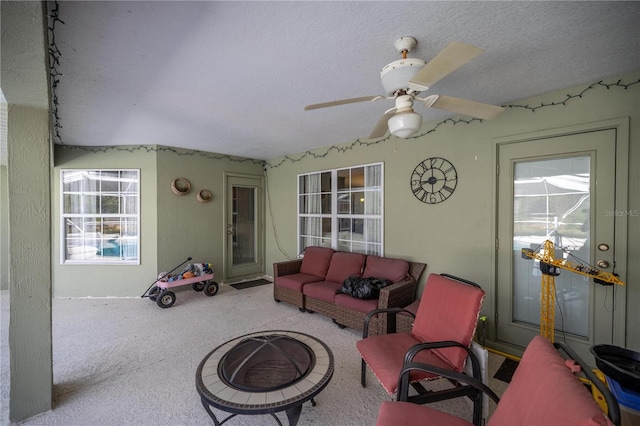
[148,285,160,301]
[204,281,219,297]
[192,281,205,292]
[157,291,176,308]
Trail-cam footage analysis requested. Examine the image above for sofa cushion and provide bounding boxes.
[302,280,343,302]
[363,255,409,283]
[299,246,334,278]
[325,252,366,283]
[335,292,378,314]
[489,335,613,426]
[276,273,323,292]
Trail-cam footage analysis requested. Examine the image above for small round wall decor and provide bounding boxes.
[410,157,458,204]
[197,189,213,203]
[171,178,191,195]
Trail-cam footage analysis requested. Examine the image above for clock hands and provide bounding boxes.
[421,176,443,185]
[421,175,456,186]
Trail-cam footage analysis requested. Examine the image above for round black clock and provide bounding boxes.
[410,157,458,204]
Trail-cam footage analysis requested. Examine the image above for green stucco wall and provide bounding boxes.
[53,146,159,297]
[264,71,640,351]
[155,148,264,279]
[3,0,54,421]
[7,105,52,420]
[1,165,8,291]
[51,146,264,297]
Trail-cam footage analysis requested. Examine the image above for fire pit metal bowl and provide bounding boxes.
[219,334,315,392]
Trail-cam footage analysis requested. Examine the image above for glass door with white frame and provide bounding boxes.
[496,129,624,361]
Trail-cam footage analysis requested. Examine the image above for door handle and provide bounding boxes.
[596,260,610,269]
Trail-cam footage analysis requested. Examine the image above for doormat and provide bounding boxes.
[230,279,272,290]
[493,358,519,383]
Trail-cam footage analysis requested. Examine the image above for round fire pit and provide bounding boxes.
[196,330,334,426]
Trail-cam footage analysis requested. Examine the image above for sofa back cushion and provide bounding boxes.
[489,335,613,425]
[412,274,484,371]
[299,246,334,278]
[325,252,366,283]
[363,255,409,283]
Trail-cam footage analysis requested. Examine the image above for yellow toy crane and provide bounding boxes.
[521,240,624,342]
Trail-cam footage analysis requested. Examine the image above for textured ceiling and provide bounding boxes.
[45,1,640,160]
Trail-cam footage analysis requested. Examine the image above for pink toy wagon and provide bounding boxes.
[141,257,219,308]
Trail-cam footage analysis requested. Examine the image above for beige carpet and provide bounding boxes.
[1,285,509,425]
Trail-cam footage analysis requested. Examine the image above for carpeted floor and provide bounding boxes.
[1,284,510,425]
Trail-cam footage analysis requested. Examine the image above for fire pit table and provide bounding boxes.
[195,330,334,426]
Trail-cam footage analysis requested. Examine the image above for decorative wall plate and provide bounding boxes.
[171,178,191,195]
[197,189,213,203]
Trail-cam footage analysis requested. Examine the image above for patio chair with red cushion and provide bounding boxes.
[356,273,486,425]
[375,336,620,426]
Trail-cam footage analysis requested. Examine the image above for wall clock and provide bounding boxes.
[410,157,458,204]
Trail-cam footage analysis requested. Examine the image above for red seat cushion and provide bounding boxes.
[299,246,334,278]
[302,280,343,302]
[356,332,455,394]
[363,255,409,283]
[334,293,378,314]
[325,252,366,283]
[275,273,323,292]
[489,335,614,426]
[412,274,484,370]
[376,401,472,426]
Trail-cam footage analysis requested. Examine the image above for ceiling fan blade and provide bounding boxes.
[304,96,379,111]
[430,95,504,120]
[408,41,483,92]
[369,110,396,138]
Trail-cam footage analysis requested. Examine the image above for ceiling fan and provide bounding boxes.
[305,37,505,139]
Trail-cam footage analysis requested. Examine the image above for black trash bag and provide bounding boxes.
[339,276,393,300]
[339,275,361,297]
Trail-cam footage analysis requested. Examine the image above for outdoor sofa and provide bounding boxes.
[273,246,426,334]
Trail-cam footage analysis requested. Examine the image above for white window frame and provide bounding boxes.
[297,162,384,256]
[60,169,140,264]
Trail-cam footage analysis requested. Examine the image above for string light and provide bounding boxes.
[48,1,639,170]
[57,144,266,167]
[48,1,64,143]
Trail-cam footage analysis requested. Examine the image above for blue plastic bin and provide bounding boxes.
[606,377,640,426]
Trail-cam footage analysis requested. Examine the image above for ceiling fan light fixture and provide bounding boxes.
[388,110,422,138]
[380,58,426,95]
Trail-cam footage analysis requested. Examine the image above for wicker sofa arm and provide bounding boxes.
[273,259,303,277]
[378,279,417,310]
[378,261,426,309]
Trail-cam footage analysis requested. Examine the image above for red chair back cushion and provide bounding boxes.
[412,274,484,370]
[299,246,334,278]
[363,255,409,283]
[325,252,366,283]
[489,336,613,425]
